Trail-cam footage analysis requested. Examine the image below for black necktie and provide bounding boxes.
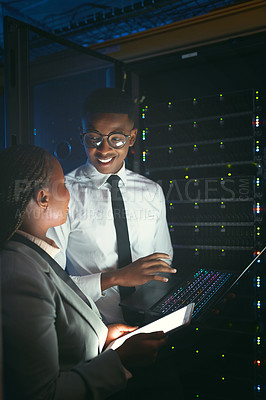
[107,175,135,300]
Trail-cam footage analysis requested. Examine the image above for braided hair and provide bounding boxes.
[0,145,54,248]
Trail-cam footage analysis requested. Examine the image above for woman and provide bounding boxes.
[0,145,166,400]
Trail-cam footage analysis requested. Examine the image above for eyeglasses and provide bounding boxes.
[80,129,131,149]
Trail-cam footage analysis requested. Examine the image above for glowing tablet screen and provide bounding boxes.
[108,303,194,350]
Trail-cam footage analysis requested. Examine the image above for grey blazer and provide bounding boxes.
[0,238,127,400]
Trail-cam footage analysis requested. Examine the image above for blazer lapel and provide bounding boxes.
[10,234,107,349]
[47,266,108,348]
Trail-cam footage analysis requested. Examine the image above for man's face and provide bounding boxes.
[83,113,137,174]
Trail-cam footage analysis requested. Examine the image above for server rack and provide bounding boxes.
[140,89,265,399]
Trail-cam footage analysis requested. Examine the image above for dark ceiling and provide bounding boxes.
[1,0,252,49]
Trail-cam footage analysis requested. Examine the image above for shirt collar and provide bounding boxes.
[17,230,60,259]
[83,161,127,189]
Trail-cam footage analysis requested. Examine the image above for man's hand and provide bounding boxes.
[101,253,176,291]
[115,331,167,368]
[105,324,138,348]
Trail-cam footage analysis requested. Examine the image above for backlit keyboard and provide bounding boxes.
[151,269,233,318]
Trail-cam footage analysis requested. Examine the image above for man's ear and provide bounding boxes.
[129,128,138,147]
[36,189,49,209]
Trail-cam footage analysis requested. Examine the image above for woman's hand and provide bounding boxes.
[115,331,167,369]
[105,324,138,348]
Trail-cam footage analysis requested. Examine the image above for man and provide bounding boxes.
[48,87,174,324]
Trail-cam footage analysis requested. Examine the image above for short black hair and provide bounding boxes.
[83,87,136,122]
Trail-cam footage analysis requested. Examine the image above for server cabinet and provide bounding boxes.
[140,89,265,399]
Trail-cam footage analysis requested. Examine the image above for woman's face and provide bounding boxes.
[46,158,70,227]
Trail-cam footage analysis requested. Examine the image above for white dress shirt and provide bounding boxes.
[48,161,173,324]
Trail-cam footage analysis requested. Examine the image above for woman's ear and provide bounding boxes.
[36,189,49,210]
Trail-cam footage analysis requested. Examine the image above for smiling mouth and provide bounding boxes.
[98,157,113,164]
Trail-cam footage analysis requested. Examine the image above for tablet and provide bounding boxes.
[107,302,195,350]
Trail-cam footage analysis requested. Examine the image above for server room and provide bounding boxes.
[0,1,265,399]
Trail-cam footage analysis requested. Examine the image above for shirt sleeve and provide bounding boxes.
[154,184,174,263]
[48,214,104,302]
[71,273,103,302]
